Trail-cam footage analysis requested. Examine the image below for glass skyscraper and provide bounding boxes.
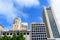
[43,7,60,38]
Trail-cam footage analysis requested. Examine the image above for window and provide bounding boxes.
[10,33,12,35]
[17,33,19,35]
[43,38,47,40]
[32,38,35,40]
[24,33,26,35]
[3,33,5,35]
[45,35,46,37]
[27,33,29,35]
[7,33,9,35]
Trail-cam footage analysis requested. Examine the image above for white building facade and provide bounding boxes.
[31,23,47,40]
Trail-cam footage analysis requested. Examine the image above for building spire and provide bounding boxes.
[13,17,21,24]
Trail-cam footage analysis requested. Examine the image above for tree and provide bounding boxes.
[12,33,17,40]
[17,33,25,40]
[2,34,8,40]
[7,36,11,40]
[0,33,25,40]
[0,37,2,40]
[1,34,11,40]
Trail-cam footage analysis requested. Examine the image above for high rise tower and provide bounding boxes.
[43,7,60,38]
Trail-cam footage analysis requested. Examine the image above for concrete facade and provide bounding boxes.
[31,23,47,40]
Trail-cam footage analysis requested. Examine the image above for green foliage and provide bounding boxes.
[2,34,8,40]
[0,33,25,40]
[12,33,17,40]
[17,33,25,40]
[7,36,11,40]
[0,37,2,40]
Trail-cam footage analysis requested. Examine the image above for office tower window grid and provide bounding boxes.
[31,24,47,40]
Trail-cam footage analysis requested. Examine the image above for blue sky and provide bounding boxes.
[0,0,49,30]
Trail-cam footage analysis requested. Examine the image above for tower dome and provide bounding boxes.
[14,17,21,24]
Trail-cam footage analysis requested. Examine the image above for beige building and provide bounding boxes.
[12,18,27,31]
[0,25,3,37]
[21,23,28,31]
[0,18,30,40]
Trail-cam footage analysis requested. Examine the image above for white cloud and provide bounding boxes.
[51,0,60,34]
[0,0,29,30]
[0,0,16,23]
[0,0,29,23]
[0,0,40,24]
[14,10,29,19]
[14,0,40,7]
[0,0,40,30]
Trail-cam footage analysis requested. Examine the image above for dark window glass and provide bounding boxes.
[43,38,47,40]
[17,33,19,35]
[3,33,5,35]
[24,33,26,35]
[10,33,12,35]
[47,10,60,37]
[7,33,9,35]
[27,33,29,35]
[45,35,46,37]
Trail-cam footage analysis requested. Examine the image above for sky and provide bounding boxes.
[0,0,60,30]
